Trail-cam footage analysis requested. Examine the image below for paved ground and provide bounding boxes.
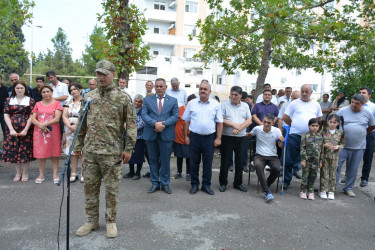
[0,151,374,250]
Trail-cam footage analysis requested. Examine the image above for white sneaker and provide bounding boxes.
[328,192,335,200]
[319,191,327,199]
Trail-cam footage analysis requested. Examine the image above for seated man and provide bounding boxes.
[247,113,284,202]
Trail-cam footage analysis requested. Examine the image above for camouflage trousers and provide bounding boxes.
[300,165,318,193]
[82,153,122,223]
[320,157,338,193]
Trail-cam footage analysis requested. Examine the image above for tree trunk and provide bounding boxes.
[119,0,130,82]
[255,38,272,99]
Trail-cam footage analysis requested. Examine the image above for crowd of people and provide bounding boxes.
[1,60,374,238]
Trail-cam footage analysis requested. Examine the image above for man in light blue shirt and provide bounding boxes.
[166,77,187,107]
[359,87,375,187]
[182,80,223,195]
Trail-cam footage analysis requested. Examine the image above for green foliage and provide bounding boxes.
[331,25,375,102]
[98,0,150,81]
[193,0,367,96]
[81,25,109,74]
[0,0,34,80]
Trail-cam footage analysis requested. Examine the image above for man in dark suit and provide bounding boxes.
[141,78,179,194]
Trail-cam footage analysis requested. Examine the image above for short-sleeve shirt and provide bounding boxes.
[319,101,332,121]
[337,106,375,149]
[285,98,322,135]
[166,88,187,107]
[251,102,279,121]
[182,98,223,135]
[250,126,282,157]
[256,94,278,105]
[221,101,251,137]
[50,81,69,106]
[363,101,375,120]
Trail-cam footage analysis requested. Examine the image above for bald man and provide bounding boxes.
[282,84,322,189]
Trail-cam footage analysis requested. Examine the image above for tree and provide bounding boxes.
[98,0,149,81]
[330,4,375,101]
[0,0,34,79]
[81,25,109,74]
[193,0,368,97]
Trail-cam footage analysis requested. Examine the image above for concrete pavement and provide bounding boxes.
[0,152,374,249]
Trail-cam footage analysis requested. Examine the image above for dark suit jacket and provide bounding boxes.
[141,94,179,141]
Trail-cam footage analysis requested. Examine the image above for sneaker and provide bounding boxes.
[319,191,327,199]
[265,193,274,202]
[293,171,302,179]
[173,173,182,179]
[265,166,271,172]
[327,192,335,200]
[76,222,99,236]
[106,223,117,238]
[341,177,346,183]
[308,193,315,200]
[185,174,191,181]
[300,192,307,199]
[344,190,355,197]
[360,179,368,187]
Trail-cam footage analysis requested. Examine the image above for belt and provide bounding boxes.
[191,132,215,137]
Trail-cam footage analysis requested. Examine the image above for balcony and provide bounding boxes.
[145,9,176,23]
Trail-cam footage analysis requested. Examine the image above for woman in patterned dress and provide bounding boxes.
[62,83,83,182]
[31,85,62,184]
[2,81,35,182]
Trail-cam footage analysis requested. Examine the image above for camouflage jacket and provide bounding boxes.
[300,131,323,169]
[321,129,345,160]
[74,83,136,155]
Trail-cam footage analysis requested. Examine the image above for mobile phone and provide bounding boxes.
[47,126,52,131]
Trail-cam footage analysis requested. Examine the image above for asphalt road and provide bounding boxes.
[0,152,374,250]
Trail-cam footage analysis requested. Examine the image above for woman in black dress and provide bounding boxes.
[2,81,35,182]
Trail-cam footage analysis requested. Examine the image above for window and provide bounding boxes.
[185,1,198,13]
[183,25,197,36]
[154,27,159,34]
[185,69,192,74]
[137,67,158,75]
[154,2,166,10]
[183,48,196,59]
[311,84,318,92]
[217,75,222,85]
[153,51,159,55]
[195,70,203,75]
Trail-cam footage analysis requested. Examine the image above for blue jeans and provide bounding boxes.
[336,148,365,191]
[189,132,215,188]
[361,132,375,181]
[284,134,302,185]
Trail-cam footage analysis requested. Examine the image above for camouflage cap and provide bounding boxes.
[96,60,115,75]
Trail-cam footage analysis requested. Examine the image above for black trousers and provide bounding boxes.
[219,135,246,186]
[254,154,280,193]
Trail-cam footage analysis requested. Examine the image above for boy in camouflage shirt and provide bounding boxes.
[300,118,323,200]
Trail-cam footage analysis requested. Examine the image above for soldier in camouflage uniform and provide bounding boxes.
[320,114,344,200]
[300,118,323,200]
[74,60,136,238]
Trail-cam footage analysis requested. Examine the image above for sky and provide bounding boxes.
[22,0,104,61]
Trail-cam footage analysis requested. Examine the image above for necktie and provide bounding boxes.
[287,97,290,102]
[158,97,162,114]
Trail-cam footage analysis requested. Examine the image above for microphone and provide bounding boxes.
[83,97,92,111]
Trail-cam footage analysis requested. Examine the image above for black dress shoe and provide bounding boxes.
[201,186,214,195]
[123,172,135,178]
[233,185,247,192]
[219,185,226,192]
[148,185,160,193]
[190,186,198,195]
[143,172,150,178]
[162,185,172,194]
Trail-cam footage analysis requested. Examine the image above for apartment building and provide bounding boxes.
[130,0,343,100]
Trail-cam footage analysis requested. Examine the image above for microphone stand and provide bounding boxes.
[57,100,91,250]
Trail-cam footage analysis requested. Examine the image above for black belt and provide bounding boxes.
[191,132,215,137]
